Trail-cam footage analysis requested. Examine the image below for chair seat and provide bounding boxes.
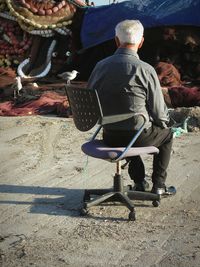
[81,140,159,160]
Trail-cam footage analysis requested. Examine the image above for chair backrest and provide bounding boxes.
[65,85,103,131]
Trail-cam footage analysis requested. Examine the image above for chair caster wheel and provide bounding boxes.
[80,208,89,216]
[128,211,136,221]
[152,200,160,207]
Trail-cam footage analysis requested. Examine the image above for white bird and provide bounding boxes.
[57,70,79,84]
[16,76,22,91]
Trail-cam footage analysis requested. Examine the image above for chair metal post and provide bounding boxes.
[113,161,124,192]
[116,161,121,175]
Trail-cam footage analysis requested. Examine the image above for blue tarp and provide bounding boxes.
[81,0,200,49]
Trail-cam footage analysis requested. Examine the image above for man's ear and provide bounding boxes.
[115,36,120,47]
[138,37,144,49]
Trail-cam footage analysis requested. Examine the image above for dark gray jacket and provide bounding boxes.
[87,48,169,130]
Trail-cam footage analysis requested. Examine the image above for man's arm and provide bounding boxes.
[147,68,170,128]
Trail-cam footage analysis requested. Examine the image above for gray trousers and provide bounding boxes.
[103,125,173,188]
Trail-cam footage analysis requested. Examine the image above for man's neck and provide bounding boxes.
[119,43,138,52]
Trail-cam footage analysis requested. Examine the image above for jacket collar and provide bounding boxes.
[114,47,139,59]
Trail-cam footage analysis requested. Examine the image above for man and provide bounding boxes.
[87,20,174,195]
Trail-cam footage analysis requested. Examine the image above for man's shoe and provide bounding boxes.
[133,180,150,192]
[151,186,176,196]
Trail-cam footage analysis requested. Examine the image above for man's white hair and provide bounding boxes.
[115,20,144,45]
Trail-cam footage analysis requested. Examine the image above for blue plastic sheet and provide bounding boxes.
[81,0,200,49]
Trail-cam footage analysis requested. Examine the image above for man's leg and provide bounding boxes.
[134,125,173,192]
[128,156,145,182]
[151,135,173,189]
[103,126,174,192]
[128,156,149,191]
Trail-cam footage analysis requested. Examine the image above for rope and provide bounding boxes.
[172,116,190,138]
[6,0,73,30]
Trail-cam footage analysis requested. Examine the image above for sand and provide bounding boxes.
[0,112,200,267]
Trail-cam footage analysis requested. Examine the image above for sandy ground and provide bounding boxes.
[0,114,200,267]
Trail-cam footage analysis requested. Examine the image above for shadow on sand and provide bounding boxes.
[0,184,156,221]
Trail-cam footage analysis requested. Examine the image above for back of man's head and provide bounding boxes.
[115,20,144,45]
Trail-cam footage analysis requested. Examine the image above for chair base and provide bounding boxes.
[81,173,161,221]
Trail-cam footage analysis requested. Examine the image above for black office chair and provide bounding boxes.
[65,85,160,221]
